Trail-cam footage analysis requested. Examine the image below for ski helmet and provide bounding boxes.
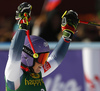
[21,35,50,68]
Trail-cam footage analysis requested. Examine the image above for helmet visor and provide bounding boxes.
[37,52,49,65]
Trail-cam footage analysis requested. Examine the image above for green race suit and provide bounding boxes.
[5,72,46,91]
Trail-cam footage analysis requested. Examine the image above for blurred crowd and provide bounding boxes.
[0,0,100,42]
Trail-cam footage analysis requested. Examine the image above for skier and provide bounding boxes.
[5,2,79,91]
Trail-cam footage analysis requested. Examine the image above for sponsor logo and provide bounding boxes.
[41,89,45,91]
[43,62,51,73]
[44,74,82,91]
[25,78,44,86]
[30,73,40,78]
[44,42,49,47]
[85,74,100,91]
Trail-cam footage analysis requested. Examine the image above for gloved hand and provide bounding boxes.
[15,2,32,30]
[61,10,79,41]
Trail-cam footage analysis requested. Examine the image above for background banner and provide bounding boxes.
[0,50,84,91]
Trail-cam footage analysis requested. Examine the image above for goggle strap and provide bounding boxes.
[23,45,33,57]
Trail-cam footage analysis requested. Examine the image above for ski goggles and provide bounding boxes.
[23,45,49,65]
[35,52,49,65]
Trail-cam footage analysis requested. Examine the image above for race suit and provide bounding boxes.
[5,29,70,91]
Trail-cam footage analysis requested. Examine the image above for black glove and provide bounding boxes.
[15,2,32,30]
[61,10,79,40]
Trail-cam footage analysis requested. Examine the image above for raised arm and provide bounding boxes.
[5,2,32,90]
[5,29,26,80]
[41,10,79,77]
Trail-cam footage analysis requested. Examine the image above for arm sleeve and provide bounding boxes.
[5,29,26,81]
[41,37,70,77]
